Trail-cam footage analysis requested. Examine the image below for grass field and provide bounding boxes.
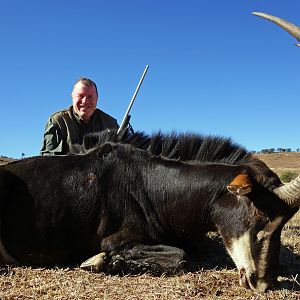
[0,154,299,299]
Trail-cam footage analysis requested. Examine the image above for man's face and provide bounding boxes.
[71,82,98,123]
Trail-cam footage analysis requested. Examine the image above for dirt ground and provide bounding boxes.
[0,153,299,299]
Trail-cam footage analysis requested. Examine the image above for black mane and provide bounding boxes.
[72,128,252,165]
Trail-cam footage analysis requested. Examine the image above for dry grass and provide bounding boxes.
[255,152,300,177]
[0,154,300,299]
[0,242,299,300]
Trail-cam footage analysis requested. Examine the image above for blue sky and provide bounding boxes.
[1,0,299,158]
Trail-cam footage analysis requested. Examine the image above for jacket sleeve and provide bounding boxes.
[40,117,64,155]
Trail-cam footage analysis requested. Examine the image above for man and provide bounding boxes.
[40,78,118,155]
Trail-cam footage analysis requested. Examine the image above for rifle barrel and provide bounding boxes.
[117,65,149,134]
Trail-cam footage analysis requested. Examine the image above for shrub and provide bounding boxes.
[280,171,298,183]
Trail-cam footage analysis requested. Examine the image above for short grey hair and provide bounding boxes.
[73,77,98,96]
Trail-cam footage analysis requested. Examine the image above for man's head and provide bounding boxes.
[71,77,98,123]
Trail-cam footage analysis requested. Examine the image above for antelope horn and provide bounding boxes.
[252,12,300,47]
[273,175,300,207]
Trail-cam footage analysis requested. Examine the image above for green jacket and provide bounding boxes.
[40,106,118,155]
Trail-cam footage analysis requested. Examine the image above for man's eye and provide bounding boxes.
[75,94,94,100]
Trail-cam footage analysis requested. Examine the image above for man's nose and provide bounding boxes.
[81,96,89,103]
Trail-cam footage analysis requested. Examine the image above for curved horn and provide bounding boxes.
[273,175,300,207]
[252,12,300,46]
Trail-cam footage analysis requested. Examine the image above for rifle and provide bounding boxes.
[117,65,149,134]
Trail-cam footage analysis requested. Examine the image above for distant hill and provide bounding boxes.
[255,152,300,176]
[0,156,16,165]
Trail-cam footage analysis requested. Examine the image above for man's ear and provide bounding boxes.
[227,173,252,196]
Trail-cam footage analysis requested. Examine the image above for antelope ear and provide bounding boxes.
[227,173,252,196]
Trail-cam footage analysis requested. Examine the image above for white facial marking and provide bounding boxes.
[226,216,284,292]
[227,231,256,275]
